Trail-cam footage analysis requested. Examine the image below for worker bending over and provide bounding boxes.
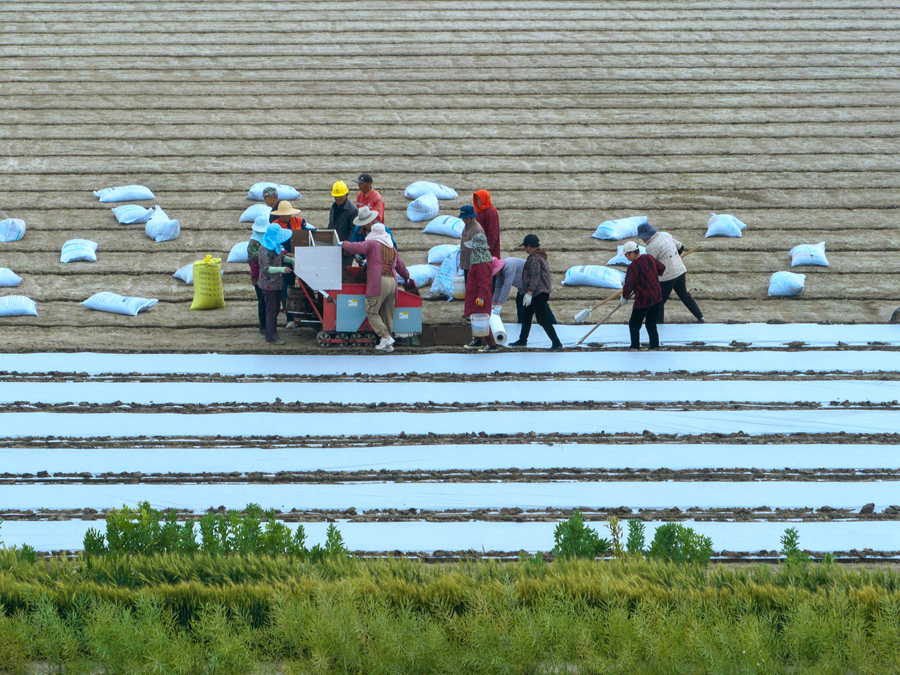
[492,257,557,325]
[637,222,704,324]
[621,241,665,350]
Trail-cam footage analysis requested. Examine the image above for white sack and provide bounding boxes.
[0,296,37,317]
[0,268,23,287]
[422,215,464,238]
[706,213,744,238]
[489,312,508,346]
[768,271,806,297]
[790,241,829,267]
[561,265,626,289]
[247,182,300,201]
[591,215,647,241]
[226,241,249,263]
[111,205,154,224]
[427,244,460,264]
[81,292,158,316]
[607,244,647,265]
[173,262,222,285]
[0,218,26,242]
[431,248,461,299]
[94,185,155,202]
[404,264,438,287]
[404,181,458,200]
[240,204,272,223]
[145,210,180,243]
[60,239,98,263]
[407,194,440,222]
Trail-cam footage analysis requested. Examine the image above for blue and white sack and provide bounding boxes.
[226,241,249,263]
[61,239,98,263]
[247,182,300,201]
[768,271,806,297]
[407,194,440,222]
[790,242,828,267]
[592,215,647,241]
[405,181,458,200]
[111,204,154,224]
[94,185,155,202]
[402,264,438,287]
[561,265,626,289]
[0,268,23,287]
[607,244,646,265]
[706,213,745,238]
[431,248,461,299]
[0,218,26,242]
[428,244,460,264]
[144,206,180,243]
[239,204,272,223]
[422,215,464,238]
[0,296,38,317]
[82,292,158,316]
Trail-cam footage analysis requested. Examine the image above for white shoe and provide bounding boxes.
[285,321,297,329]
[375,337,394,351]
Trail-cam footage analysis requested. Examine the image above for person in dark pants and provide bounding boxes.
[620,241,666,350]
[328,180,359,266]
[247,218,269,335]
[637,222,704,324]
[509,234,563,351]
[256,224,294,345]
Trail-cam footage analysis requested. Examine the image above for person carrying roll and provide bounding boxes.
[341,223,412,352]
[492,257,558,325]
[256,222,295,345]
[620,241,666,350]
[637,222,704,324]
[462,233,498,352]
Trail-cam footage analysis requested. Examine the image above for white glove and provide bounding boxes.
[491,304,502,315]
[619,296,628,306]
[523,294,532,307]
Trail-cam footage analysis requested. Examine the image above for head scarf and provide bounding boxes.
[473,189,492,213]
[465,232,491,265]
[260,223,287,255]
[491,257,504,277]
[366,222,394,248]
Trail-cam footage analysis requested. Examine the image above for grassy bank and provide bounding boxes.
[1,551,900,673]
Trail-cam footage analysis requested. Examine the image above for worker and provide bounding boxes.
[247,218,269,336]
[509,234,563,351]
[462,234,498,351]
[492,257,558,325]
[263,186,279,216]
[458,204,484,282]
[329,180,358,266]
[271,201,314,328]
[637,222,704,324]
[353,173,385,224]
[341,223,413,352]
[474,189,500,259]
[256,223,294,345]
[620,240,666,350]
[350,206,396,247]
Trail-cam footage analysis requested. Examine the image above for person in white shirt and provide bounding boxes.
[637,222,704,324]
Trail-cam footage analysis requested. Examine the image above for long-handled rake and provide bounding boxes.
[575,302,625,345]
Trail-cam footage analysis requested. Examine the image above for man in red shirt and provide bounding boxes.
[353,173,385,225]
[621,241,666,350]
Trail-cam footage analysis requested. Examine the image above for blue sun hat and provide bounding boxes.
[251,215,269,241]
[260,222,291,253]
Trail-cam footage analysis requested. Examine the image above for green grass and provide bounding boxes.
[0,551,899,673]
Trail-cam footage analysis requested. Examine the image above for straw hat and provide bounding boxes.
[271,200,301,216]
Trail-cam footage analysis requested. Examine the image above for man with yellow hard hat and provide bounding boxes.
[329,180,358,266]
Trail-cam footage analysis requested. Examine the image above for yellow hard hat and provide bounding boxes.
[332,180,349,197]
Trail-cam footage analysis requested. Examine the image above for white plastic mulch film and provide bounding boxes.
[406,194,440,222]
[93,185,155,202]
[60,239,98,263]
[768,271,806,296]
[81,292,158,316]
[561,265,626,289]
[607,244,647,265]
[706,213,746,238]
[111,204,154,224]
[226,241,249,263]
[247,183,300,201]
[427,244,460,264]
[422,215,464,238]
[0,268,22,287]
[240,204,272,223]
[591,215,647,240]
[404,181,459,200]
[0,218,26,242]
[404,264,438,287]
[790,242,829,267]
[432,248,461,299]
[0,296,38,317]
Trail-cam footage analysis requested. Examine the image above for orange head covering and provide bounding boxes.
[473,189,492,213]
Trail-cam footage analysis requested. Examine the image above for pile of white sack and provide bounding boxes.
[102,184,180,243]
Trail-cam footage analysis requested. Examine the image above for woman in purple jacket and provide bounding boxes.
[341,223,412,352]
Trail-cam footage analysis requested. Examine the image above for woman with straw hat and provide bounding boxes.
[463,233,498,352]
[341,223,412,352]
[257,221,295,345]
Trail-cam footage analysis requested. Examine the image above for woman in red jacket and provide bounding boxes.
[473,189,500,259]
[463,233,498,352]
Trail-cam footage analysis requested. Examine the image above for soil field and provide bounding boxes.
[1,0,900,351]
